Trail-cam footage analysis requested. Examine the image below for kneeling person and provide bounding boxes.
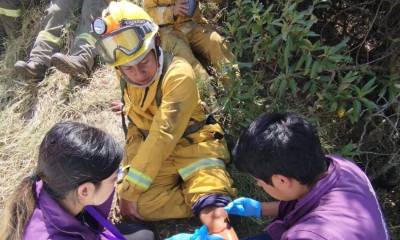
[226,112,388,240]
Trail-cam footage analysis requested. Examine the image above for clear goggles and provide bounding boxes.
[95,21,155,65]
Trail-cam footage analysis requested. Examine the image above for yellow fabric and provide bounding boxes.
[117,56,236,219]
[37,30,61,45]
[160,28,209,83]
[137,167,235,220]
[143,0,237,86]
[185,24,237,86]
[100,1,159,66]
[178,158,225,180]
[143,0,206,26]
[0,7,21,17]
[76,32,97,46]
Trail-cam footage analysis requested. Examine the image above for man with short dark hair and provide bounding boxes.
[225,112,388,240]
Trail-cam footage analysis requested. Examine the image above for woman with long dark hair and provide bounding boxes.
[0,122,153,240]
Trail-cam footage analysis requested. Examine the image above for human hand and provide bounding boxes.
[224,197,261,218]
[199,206,228,233]
[166,225,223,240]
[119,198,144,220]
[110,99,123,115]
[173,0,189,17]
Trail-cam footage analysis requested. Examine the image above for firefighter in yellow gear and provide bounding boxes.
[0,0,21,54]
[143,0,237,87]
[94,1,236,221]
[10,0,106,80]
[159,27,211,91]
[0,1,46,39]
[0,1,49,57]
[0,0,24,40]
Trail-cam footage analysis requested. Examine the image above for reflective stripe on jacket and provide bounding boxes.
[117,55,230,202]
[0,7,21,17]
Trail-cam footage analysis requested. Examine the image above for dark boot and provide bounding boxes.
[51,53,89,77]
[14,60,47,79]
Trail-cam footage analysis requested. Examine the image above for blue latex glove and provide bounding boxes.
[166,225,223,240]
[224,197,262,218]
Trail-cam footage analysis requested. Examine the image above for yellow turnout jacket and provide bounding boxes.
[118,55,230,202]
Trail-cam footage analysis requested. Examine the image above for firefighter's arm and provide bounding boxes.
[118,61,198,202]
[117,123,144,219]
[143,0,175,25]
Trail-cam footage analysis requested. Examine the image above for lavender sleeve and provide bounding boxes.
[278,200,297,219]
[94,189,115,218]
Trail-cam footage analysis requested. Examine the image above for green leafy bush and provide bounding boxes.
[223,0,398,124]
[218,0,399,237]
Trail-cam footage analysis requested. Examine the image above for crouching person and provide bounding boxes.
[225,112,388,240]
[0,122,154,240]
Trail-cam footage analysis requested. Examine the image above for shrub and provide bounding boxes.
[219,0,399,237]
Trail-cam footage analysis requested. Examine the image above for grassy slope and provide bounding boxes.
[0,64,123,204]
[0,3,269,238]
[0,2,120,206]
[1,2,398,239]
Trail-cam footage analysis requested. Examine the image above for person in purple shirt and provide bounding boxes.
[0,121,154,240]
[225,112,389,240]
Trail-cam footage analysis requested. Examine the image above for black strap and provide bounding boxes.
[140,87,150,108]
[120,76,128,137]
[120,53,213,141]
[155,52,173,107]
[136,114,223,143]
[155,74,163,107]
[119,52,173,137]
[138,119,206,140]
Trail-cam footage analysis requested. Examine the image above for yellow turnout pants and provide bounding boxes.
[134,125,236,221]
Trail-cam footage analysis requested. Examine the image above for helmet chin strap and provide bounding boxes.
[120,46,164,88]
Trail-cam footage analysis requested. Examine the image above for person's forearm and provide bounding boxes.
[261,201,280,218]
[200,207,238,240]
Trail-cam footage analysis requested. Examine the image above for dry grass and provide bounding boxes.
[0,3,203,238]
[0,1,126,211]
[0,2,267,238]
[0,1,357,239]
[0,63,124,208]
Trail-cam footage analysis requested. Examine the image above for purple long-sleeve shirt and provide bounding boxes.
[266,155,388,240]
[23,180,115,239]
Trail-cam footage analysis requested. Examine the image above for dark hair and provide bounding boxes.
[37,121,123,198]
[0,122,123,240]
[232,112,326,186]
